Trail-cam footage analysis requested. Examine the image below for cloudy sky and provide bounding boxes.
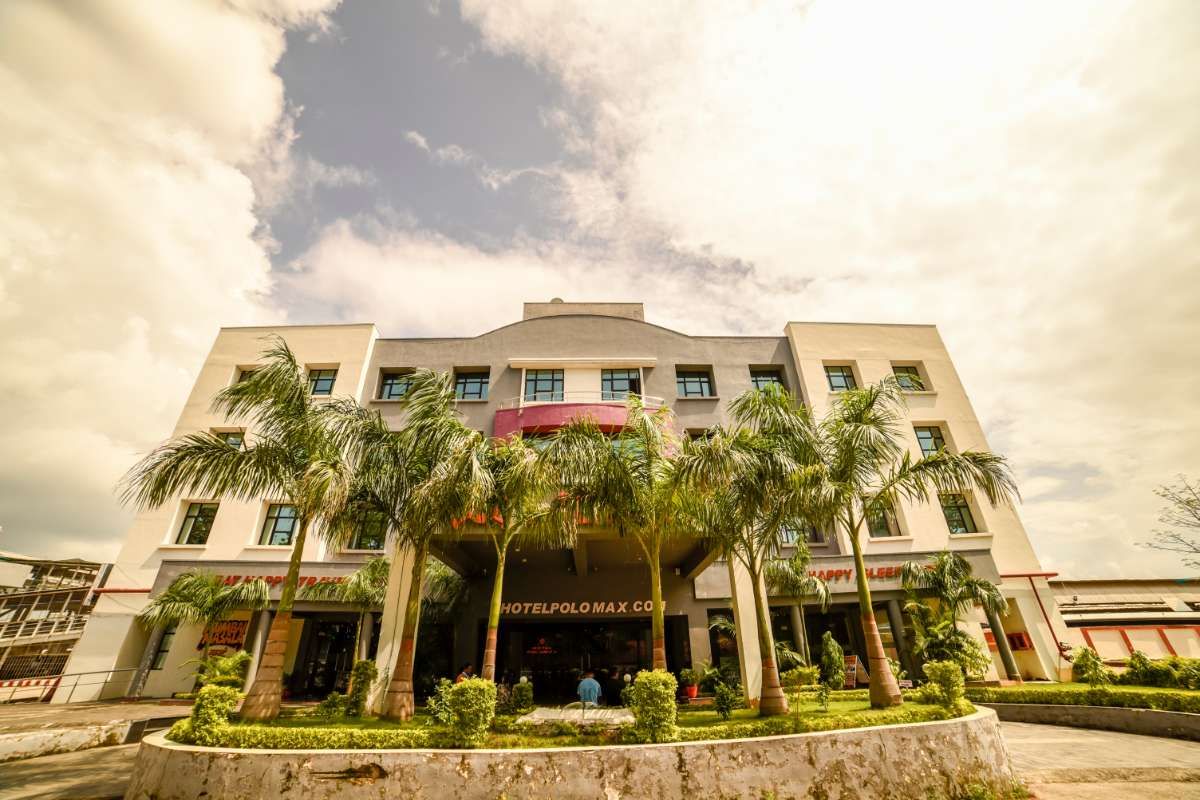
[1,1,1196,578]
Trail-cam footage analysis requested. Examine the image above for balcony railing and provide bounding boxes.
[0,615,88,646]
[496,391,666,410]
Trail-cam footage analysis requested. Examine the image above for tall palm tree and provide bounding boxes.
[120,337,354,720]
[542,397,683,670]
[300,556,389,661]
[326,370,489,720]
[127,571,269,698]
[901,550,1005,619]
[766,548,831,666]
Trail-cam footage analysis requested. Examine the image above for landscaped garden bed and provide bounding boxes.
[966,682,1200,713]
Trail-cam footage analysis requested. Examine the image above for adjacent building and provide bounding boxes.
[60,300,1073,704]
[1051,577,1200,662]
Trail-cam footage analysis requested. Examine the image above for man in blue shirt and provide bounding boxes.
[577,670,602,706]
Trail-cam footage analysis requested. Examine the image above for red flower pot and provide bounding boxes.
[685,684,699,699]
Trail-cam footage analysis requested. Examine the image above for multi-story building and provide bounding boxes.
[1050,577,1200,663]
[61,300,1073,703]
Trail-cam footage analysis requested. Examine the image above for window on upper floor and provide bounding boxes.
[602,369,642,401]
[914,425,947,457]
[865,501,901,538]
[214,429,244,449]
[379,370,414,400]
[307,368,338,396]
[892,365,924,391]
[236,367,259,383]
[940,493,979,534]
[783,523,829,545]
[177,502,219,545]
[260,503,298,546]
[824,365,857,391]
[454,370,490,400]
[750,368,785,391]
[676,368,715,398]
[524,369,564,402]
[151,626,177,670]
[349,510,388,551]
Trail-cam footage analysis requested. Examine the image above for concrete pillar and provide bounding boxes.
[985,605,1021,682]
[126,624,165,699]
[727,559,762,704]
[885,599,916,682]
[371,544,419,712]
[789,604,808,664]
[243,610,272,692]
[359,611,376,661]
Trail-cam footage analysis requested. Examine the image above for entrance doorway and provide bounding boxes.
[289,613,358,698]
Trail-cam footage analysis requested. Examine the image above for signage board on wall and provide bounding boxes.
[500,600,664,617]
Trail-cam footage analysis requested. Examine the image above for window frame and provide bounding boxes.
[914,425,948,457]
[348,511,388,551]
[176,502,219,545]
[259,503,299,546]
[865,501,902,539]
[454,370,490,401]
[749,368,785,392]
[601,368,642,401]
[940,493,980,535]
[378,370,415,400]
[824,365,858,392]
[213,429,244,450]
[307,368,338,397]
[675,369,715,399]
[151,625,176,670]
[892,364,925,391]
[523,369,564,402]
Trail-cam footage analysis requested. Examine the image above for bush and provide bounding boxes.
[673,701,969,742]
[1117,651,1200,690]
[628,670,678,743]
[815,684,830,712]
[344,660,378,717]
[188,684,240,746]
[679,667,700,687]
[920,660,967,710]
[426,678,453,726]
[965,683,1200,714]
[313,692,347,718]
[194,650,251,688]
[713,681,739,720]
[780,665,820,688]
[819,632,845,690]
[510,681,534,713]
[446,677,497,748]
[178,724,433,749]
[1071,646,1112,688]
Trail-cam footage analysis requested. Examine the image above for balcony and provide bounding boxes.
[493,392,665,438]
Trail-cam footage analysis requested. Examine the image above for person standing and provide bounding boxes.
[576,670,602,706]
[455,663,474,683]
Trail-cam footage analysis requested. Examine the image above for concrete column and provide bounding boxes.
[885,599,916,682]
[359,611,376,661]
[126,624,165,699]
[985,605,1021,682]
[242,610,272,692]
[789,604,808,663]
[371,544,419,712]
[727,559,762,704]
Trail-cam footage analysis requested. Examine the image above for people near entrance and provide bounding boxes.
[455,663,474,683]
[576,670,602,706]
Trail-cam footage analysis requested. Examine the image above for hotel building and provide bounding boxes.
[60,300,1074,704]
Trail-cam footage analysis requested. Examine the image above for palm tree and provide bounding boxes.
[120,337,354,720]
[127,571,269,698]
[542,397,684,670]
[766,548,831,665]
[901,550,1005,620]
[326,370,489,720]
[300,556,389,661]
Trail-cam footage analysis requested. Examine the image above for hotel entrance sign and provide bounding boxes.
[500,600,663,616]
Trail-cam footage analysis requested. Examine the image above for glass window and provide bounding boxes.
[237,368,258,383]
[602,369,641,400]
[676,370,714,398]
[940,494,979,534]
[524,369,564,402]
[177,502,219,545]
[893,365,923,391]
[215,430,243,449]
[914,426,946,457]
[866,502,901,538]
[350,511,387,550]
[454,371,489,400]
[824,365,857,391]
[307,368,338,396]
[379,371,413,400]
[151,626,176,670]
[260,504,298,546]
[750,369,785,391]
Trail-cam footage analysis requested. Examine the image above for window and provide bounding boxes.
[940,494,979,534]
[524,369,564,402]
[260,504,298,546]
[151,626,176,670]
[824,365,857,391]
[866,502,901,538]
[676,369,714,398]
[307,368,337,396]
[893,365,923,391]
[750,369,785,391]
[237,368,258,383]
[454,371,489,400]
[177,502,219,545]
[784,524,827,545]
[379,371,413,400]
[350,511,388,551]
[602,369,641,400]
[914,426,947,457]
[215,430,243,449]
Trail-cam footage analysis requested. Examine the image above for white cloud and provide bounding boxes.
[0,0,341,559]
[403,128,554,191]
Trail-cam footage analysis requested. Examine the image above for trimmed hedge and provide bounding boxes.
[628,670,679,743]
[966,684,1200,714]
[169,719,434,750]
[674,702,970,742]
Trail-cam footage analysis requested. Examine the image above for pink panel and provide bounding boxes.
[493,403,628,438]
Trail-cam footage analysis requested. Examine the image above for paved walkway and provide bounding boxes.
[0,743,135,800]
[0,701,188,735]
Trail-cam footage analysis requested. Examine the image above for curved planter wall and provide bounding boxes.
[125,708,1013,800]
[978,702,1200,742]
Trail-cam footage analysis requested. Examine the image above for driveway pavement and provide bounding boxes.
[0,743,135,800]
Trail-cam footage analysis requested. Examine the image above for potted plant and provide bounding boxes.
[679,667,700,699]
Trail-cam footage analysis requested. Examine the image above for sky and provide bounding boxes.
[0,0,1197,578]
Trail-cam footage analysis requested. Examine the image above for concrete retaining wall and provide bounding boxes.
[0,722,129,763]
[978,702,1200,742]
[124,708,1013,800]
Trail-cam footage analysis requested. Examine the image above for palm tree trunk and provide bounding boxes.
[847,514,902,708]
[648,538,667,671]
[749,561,788,716]
[241,517,309,721]
[382,542,428,721]
[352,609,365,664]
[481,542,507,681]
[792,604,810,666]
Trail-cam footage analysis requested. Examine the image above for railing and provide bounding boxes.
[0,615,88,645]
[496,392,666,410]
[0,667,138,704]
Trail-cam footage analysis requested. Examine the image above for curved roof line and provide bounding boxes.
[381,313,698,342]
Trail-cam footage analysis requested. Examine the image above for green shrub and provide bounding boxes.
[713,681,739,720]
[510,681,534,713]
[628,670,678,742]
[194,650,251,688]
[313,692,347,718]
[216,725,433,750]
[188,684,240,746]
[426,678,453,726]
[920,660,967,710]
[446,677,497,748]
[887,656,906,682]
[1116,651,1200,690]
[344,660,378,717]
[815,684,830,712]
[819,632,845,690]
[620,682,635,707]
[1071,646,1112,688]
[673,701,969,742]
[679,667,700,686]
[965,683,1200,714]
[780,665,820,688]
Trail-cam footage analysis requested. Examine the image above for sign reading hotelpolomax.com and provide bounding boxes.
[500,600,663,616]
